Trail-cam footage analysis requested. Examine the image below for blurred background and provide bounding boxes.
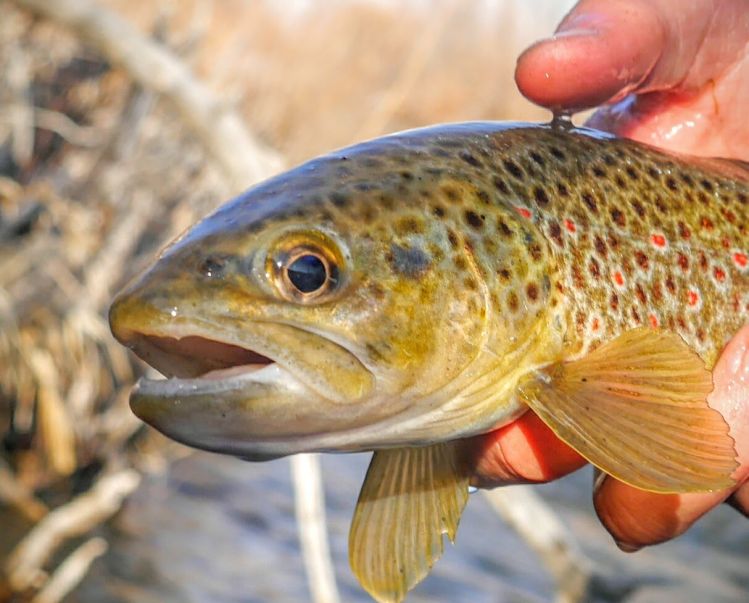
[1,1,748,602]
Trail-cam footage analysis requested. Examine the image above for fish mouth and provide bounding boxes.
[110,301,385,459]
[127,332,277,382]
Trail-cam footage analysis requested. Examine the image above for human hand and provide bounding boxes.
[466,0,749,552]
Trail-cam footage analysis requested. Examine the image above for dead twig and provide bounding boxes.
[13,0,282,191]
[292,454,341,603]
[0,105,104,147]
[0,458,48,522]
[5,469,140,593]
[482,487,591,603]
[30,537,108,603]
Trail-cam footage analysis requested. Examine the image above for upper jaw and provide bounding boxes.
[110,287,375,401]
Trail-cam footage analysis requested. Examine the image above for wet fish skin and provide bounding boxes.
[109,121,748,603]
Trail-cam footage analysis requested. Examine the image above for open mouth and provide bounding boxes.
[130,333,276,381]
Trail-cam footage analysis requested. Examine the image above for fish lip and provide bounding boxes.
[132,361,295,398]
[116,316,372,402]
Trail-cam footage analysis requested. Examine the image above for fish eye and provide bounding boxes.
[267,230,345,303]
[284,252,336,294]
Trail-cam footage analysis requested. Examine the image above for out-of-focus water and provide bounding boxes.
[71,451,749,603]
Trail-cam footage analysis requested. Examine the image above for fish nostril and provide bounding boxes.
[200,255,228,278]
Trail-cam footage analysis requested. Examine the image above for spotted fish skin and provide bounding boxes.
[430,122,749,368]
[260,119,748,368]
[110,120,749,452]
[111,121,747,603]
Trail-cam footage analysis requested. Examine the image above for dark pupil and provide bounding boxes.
[287,254,328,293]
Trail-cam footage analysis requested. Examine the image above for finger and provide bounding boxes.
[727,481,749,518]
[593,324,749,551]
[515,0,666,110]
[515,0,749,111]
[466,410,586,489]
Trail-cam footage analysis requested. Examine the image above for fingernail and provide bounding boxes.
[616,541,641,553]
[592,469,607,494]
[551,27,600,40]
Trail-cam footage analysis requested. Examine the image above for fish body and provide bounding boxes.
[110,121,748,602]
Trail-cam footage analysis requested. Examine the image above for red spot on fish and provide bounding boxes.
[701,216,714,230]
[722,237,731,249]
[677,253,689,272]
[592,317,600,331]
[515,206,532,219]
[733,252,748,269]
[687,289,700,308]
[564,219,576,233]
[612,271,624,287]
[650,233,667,248]
[648,314,659,329]
[714,266,726,282]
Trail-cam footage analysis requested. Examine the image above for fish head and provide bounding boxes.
[109,128,539,459]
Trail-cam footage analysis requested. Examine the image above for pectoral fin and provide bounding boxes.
[519,328,738,493]
[349,442,469,603]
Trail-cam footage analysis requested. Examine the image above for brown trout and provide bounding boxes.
[109,121,747,603]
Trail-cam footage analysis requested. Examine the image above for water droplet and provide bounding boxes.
[170,307,178,318]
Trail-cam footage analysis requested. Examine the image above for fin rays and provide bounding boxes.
[349,443,468,603]
[521,328,737,493]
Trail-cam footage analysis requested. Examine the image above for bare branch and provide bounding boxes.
[31,537,108,603]
[482,487,591,603]
[292,454,341,603]
[13,0,283,191]
[5,469,140,592]
[0,458,48,522]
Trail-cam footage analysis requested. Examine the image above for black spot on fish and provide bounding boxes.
[680,172,694,187]
[388,244,431,279]
[493,175,510,195]
[496,218,513,238]
[503,159,524,180]
[548,221,563,246]
[550,147,566,161]
[533,186,550,206]
[330,192,349,207]
[464,210,484,229]
[459,151,482,167]
[529,151,546,167]
[582,191,598,212]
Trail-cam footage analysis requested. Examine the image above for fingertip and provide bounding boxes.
[468,411,585,488]
[515,0,665,111]
[593,476,682,550]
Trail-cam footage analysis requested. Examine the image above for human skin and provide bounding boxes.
[467,0,749,551]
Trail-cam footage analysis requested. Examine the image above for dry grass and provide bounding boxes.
[0,0,571,600]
